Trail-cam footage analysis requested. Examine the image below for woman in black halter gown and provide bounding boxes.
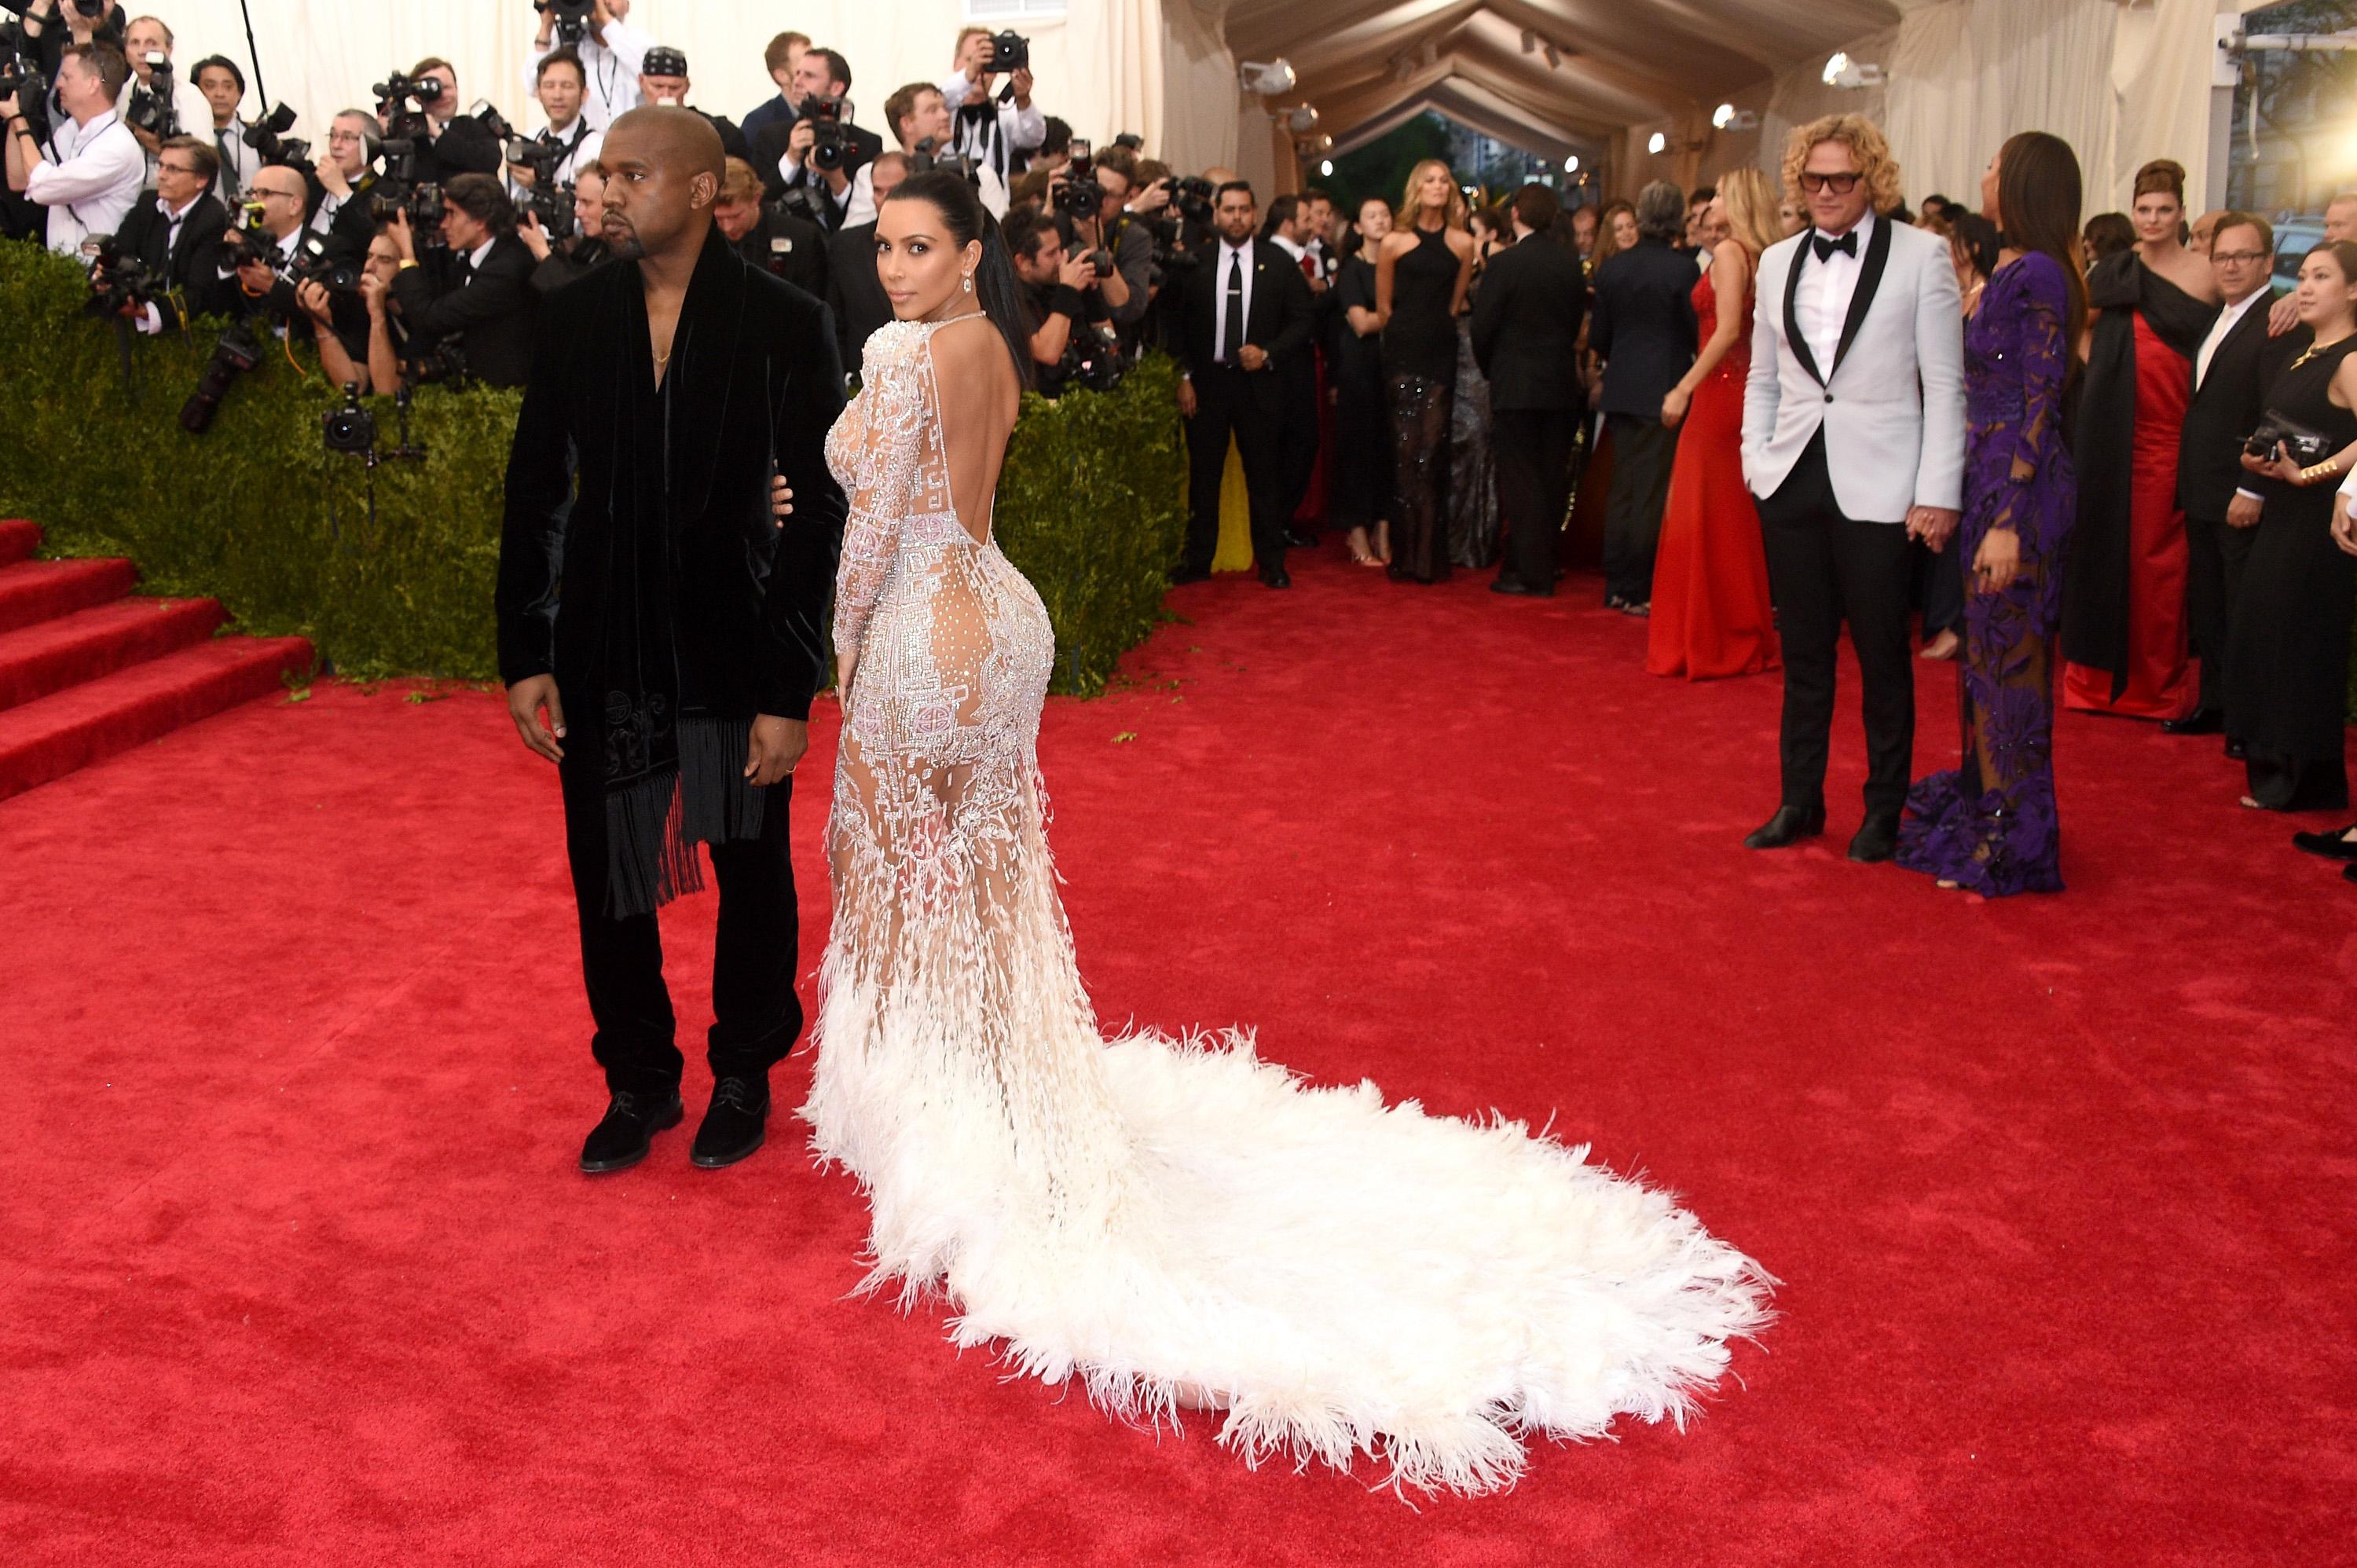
[1376,159,1476,584]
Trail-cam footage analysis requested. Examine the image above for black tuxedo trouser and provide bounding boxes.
[1276,356,1321,526]
[1600,412,1678,603]
[1184,364,1290,576]
[1758,433,1915,819]
[559,748,802,1097]
[2186,510,2255,719]
[1493,408,1574,590]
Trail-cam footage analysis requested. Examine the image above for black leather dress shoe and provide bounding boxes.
[1744,805,1824,849]
[1281,527,1317,549]
[1848,813,1901,863]
[1490,577,1552,597]
[691,1075,771,1169]
[2161,710,2223,736]
[580,1088,684,1174]
[1259,567,1292,589]
[2292,823,2357,861]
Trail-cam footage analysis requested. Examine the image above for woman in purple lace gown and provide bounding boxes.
[1900,134,2087,896]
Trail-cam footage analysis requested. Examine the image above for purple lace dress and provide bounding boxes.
[1898,252,2077,896]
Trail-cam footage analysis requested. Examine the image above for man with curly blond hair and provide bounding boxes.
[1739,112,1966,863]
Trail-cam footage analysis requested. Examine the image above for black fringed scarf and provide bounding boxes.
[596,232,771,918]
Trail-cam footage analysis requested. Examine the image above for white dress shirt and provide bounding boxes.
[126,72,211,185]
[28,108,145,258]
[135,191,207,335]
[1794,209,1875,377]
[1212,238,1255,364]
[523,17,648,132]
[2196,287,2267,390]
[936,72,1046,185]
[463,234,497,280]
[207,117,263,203]
[504,121,602,206]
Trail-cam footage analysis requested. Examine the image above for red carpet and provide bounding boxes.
[1,544,2350,1565]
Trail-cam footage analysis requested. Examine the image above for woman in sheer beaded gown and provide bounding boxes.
[806,170,1772,1498]
[1375,159,1477,584]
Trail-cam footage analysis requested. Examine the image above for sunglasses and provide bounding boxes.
[1798,171,1861,195]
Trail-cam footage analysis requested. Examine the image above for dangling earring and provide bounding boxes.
[962,273,974,294]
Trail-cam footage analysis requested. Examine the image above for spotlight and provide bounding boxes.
[1563,154,1579,174]
[1319,159,1333,177]
[1821,51,1886,89]
[1821,51,1849,86]
[1713,102,1734,130]
[1285,104,1320,134]
[1648,131,1666,155]
[1240,58,1296,97]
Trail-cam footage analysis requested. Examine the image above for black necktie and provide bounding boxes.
[1219,247,1244,363]
[216,131,240,199]
[1813,229,1858,262]
[456,254,475,286]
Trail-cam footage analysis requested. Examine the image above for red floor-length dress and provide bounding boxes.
[2062,313,2198,718]
[1646,266,1780,679]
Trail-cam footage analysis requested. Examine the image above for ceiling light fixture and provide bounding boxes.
[1648,131,1666,155]
[1820,51,1886,90]
[1240,59,1296,97]
[1563,154,1579,174]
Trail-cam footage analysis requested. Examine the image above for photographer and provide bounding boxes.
[119,16,203,181]
[1006,205,1109,397]
[4,41,141,256]
[753,46,878,225]
[845,80,1003,227]
[218,161,317,322]
[739,31,807,144]
[824,148,900,371]
[937,26,1041,191]
[305,109,399,267]
[387,170,534,387]
[1063,152,1147,333]
[515,156,608,292]
[632,46,745,162]
[189,54,258,201]
[12,0,124,79]
[106,133,228,328]
[305,227,406,395]
[386,57,500,183]
[525,0,645,133]
[714,154,825,299]
[507,48,601,203]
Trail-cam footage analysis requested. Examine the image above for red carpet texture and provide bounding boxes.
[0,546,2351,1566]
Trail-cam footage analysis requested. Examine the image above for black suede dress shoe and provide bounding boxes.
[1744,805,1824,849]
[691,1075,772,1169]
[581,1089,684,1174]
[1259,567,1292,589]
[2161,710,2223,736]
[2293,823,2357,861]
[1848,813,1901,863]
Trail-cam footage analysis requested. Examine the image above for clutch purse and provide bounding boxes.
[2244,409,2337,465]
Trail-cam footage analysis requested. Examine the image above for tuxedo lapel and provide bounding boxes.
[1830,215,1893,379]
[1783,242,1823,386]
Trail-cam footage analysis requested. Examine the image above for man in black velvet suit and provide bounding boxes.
[1472,182,1589,596]
[1587,180,1698,612]
[497,108,849,1175]
[1175,180,1314,588]
[2172,211,2304,742]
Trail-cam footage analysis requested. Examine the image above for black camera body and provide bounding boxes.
[124,53,178,140]
[1055,149,1103,219]
[372,70,442,150]
[508,145,578,240]
[324,382,377,455]
[988,31,1029,75]
[907,136,976,182]
[805,95,850,173]
[1171,175,1216,225]
[82,233,159,319]
[368,178,445,244]
[181,323,266,434]
[407,338,470,389]
[537,0,594,47]
[242,101,310,170]
[2245,410,2337,466]
[1054,326,1130,396]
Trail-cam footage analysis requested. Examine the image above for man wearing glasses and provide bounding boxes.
[108,134,230,329]
[1739,113,1966,863]
[2174,213,2305,741]
[222,163,321,324]
[1,42,145,258]
[306,109,400,267]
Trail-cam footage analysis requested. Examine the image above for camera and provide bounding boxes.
[406,338,469,389]
[242,102,310,169]
[774,183,830,229]
[1170,175,1216,225]
[2245,411,2337,467]
[372,69,442,148]
[124,52,178,140]
[323,382,377,456]
[536,0,594,47]
[987,31,1029,75]
[180,323,266,434]
[81,233,159,318]
[1055,141,1103,219]
[1053,326,1130,395]
[907,136,976,182]
[804,94,850,173]
[0,34,46,123]
[369,181,446,244]
[506,137,577,239]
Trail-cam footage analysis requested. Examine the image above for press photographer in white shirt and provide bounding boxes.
[525,0,647,133]
[2,42,145,257]
[119,15,207,184]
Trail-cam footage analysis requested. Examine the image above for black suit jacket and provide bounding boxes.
[731,203,828,302]
[416,115,504,183]
[116,192,231,317]
[750,118,884,218]
[306,170,401,269]
[826,218,893,373]
[1178,238,1314,401]
[1588,236,1698,416]
[390,231,537,387]
[2177,287,2305,519]
[498,226,848,722]
[1469,234,1589,412]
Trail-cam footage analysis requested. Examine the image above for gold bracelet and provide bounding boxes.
[2301,460,2343,485]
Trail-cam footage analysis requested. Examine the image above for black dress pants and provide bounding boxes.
[559,745,803,1097]
[1758,434,1915,819]
[1275,354,1322,527]
[1183,365,1289,577]
[1600,412,1679,603]
[1493,407,1574,592]
[2185,510,2255,719]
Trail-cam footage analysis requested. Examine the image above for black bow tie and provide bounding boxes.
[1813,229,1859,262]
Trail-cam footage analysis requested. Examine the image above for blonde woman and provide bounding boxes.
[1648,167,1785,678]
[1374,157,1476,581]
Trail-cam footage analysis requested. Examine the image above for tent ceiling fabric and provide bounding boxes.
[1220,0,1908,159]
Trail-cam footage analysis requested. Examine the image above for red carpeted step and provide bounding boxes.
[0,517,39,567]
[0,596,226,713]
[0,634,311,800]
[0,557,137,636]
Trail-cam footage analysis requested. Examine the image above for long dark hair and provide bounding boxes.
[883,169,1032,389]
[1995,130,2088,358]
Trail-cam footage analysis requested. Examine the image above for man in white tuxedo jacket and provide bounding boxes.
[1740,115,1966,862]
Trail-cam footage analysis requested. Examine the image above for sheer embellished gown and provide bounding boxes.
[806,314,1772,1496]
[1384,225,1461,583]
[1898,252,2077,895]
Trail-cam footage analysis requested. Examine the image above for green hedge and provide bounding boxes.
[0,244,1184,695]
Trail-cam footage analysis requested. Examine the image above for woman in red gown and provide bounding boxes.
[2060,159,2220,719]
[1648,168,1782,680]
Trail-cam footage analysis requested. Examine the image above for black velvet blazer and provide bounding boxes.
[497,227,849,729]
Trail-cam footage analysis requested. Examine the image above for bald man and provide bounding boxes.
[498,107,849,1175]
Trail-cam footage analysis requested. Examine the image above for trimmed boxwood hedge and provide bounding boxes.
[0,243,1185,695]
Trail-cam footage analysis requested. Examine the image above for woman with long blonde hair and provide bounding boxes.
[1374,158,1477,580]
[1645,164,1783,679]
